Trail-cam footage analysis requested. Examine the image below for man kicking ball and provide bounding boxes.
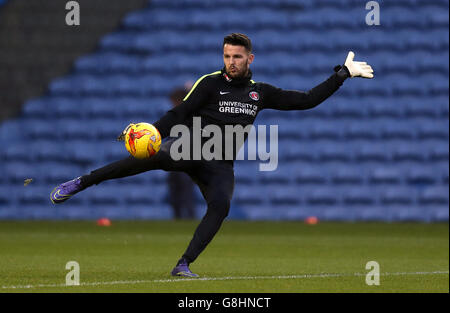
[50,33,373,277]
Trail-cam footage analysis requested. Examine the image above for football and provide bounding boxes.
[124,122,161,159]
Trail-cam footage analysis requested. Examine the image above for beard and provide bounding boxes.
[226,62,249,79]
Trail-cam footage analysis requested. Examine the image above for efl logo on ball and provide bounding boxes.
[125,123,161,159]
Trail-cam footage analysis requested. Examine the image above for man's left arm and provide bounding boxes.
[262,51,373,111]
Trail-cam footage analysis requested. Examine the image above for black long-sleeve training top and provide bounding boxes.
[153,66,349,161]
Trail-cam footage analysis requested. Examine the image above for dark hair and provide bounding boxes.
[223,33,252,52]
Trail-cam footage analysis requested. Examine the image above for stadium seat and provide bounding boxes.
[293,165,329,185]
[330,100,367,119]
[368,167,403,185]
[379,120,416,140]
[380,186,415,205]
[281,141,316,162]
[233,162,258,185]
[418,186,449,205]
[85,99,120,119]
[59,119,93,140]
[355,144,390,163]
[5,162,43,183]
[18,185,53,205]
[87,185,124,205]
[121,184,166,205]
[429,143,449,162]
[3,142,32,162]
[317,143,353,163]
[64,141,100,165]
[305,187,339,206]
[417,121,449,140]
[368,101,404,118]
[406,165,439,185]
[233,186,265,205]
[259,165,292,185]
[330,165,365,185]
[342,187,377,206]
[308,122,342,140]
[268,185,302,205]
[41,163,83,184]
[26,118,59,140]
[52,98,86,119]
[405,101,439,118]
[344,121,379,140]
[392,144,427,162]
[22,98,50,119]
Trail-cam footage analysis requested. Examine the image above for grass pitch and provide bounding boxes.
[0,220,448,293]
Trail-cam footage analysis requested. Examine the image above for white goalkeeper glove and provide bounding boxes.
[117,123,135,141]
[344,51,374,79]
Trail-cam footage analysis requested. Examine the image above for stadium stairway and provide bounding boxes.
[0,0,448,222]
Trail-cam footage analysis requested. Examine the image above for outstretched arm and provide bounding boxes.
[262,51,373,111]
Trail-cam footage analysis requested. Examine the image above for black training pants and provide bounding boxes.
[80,138,235,264]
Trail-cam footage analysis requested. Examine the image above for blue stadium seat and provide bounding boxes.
[281,141,316,162]
[330,165,365,185]
[417,121,449,140]
[64,141,100,165]
[83,118,124,140]
[26,118,59,140]
[380,186,415,205]
[85,99,120,119]
[234,162,258,184]
[18,185,53,205]
[317,143,353,163]
[405,101,438,118]
[389,206,424,222]
[392,143,427,162]
[418,186,449,205]
[355,144,390,163]
[87,185,123,205]
[0,185,16,206]
[59,119,93,140]
[368,101,404,118]
[52,98,86,119]
[406,165,439,185]
[305,187,339,205]
[344,121,379,140]
[121,184,166,205]
[103,142,129,162]
[76,53,143,74]
[128,205,173,220]
[233,186,265,205]
[368,166,403,185]
[22,98,50,119]
[342,187,377,206]
[330,99,367,119]
[429,142,449,162]
[379,120,416,140]
[5,162,43,183]
[259,165,292,185]
[41,163,83,184]
[308,122,343,140]
[293,165,328,185]
[3,142,32,162]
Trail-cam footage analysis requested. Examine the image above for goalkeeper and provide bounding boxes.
[50,33,373,278]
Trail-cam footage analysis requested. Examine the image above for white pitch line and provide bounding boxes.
[1,271,448,290]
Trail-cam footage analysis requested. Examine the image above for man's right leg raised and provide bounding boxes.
[50,140,177,204]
